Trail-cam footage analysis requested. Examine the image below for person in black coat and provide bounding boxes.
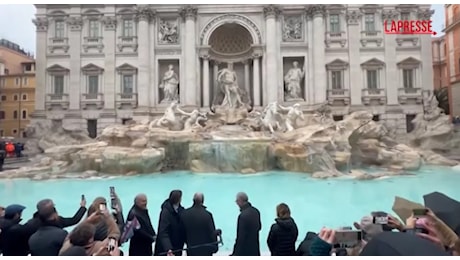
[32,198,87,229]
[127,193,156,256]
[181,193,219,256]
[231,192,261,256]
[154,190,185,256]
[267,203,298,256]
[296,232,318,256]
[28,204,68,256]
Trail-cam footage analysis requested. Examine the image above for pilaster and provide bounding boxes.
[32,17,48,111]
[382,9,399,105]
[102,16,117,110]
[263,5,281,103]
[346,9,363,106]
[67,15,83,110]
[180,5,198,106]
[418,8,435,93]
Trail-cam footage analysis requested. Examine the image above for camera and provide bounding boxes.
[373,216,388,225]
[334,230,362,248]
[413,208,428,217]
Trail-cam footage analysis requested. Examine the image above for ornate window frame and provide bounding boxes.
[326,59,348,90]
[397,57,421,89]
[81,63,104,96]
[361,58,385,90]
[46,64,69,95]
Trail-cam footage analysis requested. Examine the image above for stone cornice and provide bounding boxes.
[180,5,198,21]
[263,5,281,19]
[66,16,83,31]
[136,5,156,22]
[33,17,49,32]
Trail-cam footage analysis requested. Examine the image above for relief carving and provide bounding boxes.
[282,15,303,41]
[158,18,179,44]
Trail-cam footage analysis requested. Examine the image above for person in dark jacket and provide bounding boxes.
[231,192,261,256]
[32,198,87,229]
[127,193,156,256]
[181,193,219,256]
[28,204,68,256]
[0,204,41,256]
[296,232,317,256]
[154,190,185,256]
[267,203,298,256]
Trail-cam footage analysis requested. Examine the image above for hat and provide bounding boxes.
[5,204,26,216]
[354,216,383,241]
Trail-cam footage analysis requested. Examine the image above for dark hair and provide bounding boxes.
[69,223,96,247]
[276,203,291,219]
[169,190,182,205]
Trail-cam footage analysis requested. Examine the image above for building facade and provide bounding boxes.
[432,36,448,90]
[33,4,433,136]
[0,39,36,138]
[444,4,460,117]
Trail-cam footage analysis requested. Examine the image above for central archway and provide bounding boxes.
[208,23,253,60]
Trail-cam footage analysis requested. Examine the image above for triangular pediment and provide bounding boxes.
[116,63,137,72]
[361,58,385,67]
[46,64,69,72]
[326,59,348,70]
[82,63,104,72]
[397,57,420,66]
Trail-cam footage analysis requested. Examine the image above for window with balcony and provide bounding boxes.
[122,19,134,37]
[361,58,385,94]
[55,20,65,38]
[397,57,420,93]
[364,14,375,32]
[88,75,99,95]
[81,63,104,100]
[331,71,343,89]
[122,75,133,94]
[54,75,64,94]
[401,12,410,20]
[326,59,348,98]
[88,20,100,38]
[367,70,379,90]
[13,110,18,119]
[403,69,414,89]
[329,14,340,34]
[47,64,69,98]
[0,111,4,119]
[116,63,137,104]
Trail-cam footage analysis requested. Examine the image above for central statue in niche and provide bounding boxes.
[210,62,252,124]
[284,61,305,101]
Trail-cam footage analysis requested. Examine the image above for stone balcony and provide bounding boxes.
[83,37,104,53]
[325,31,346,48]
[117,36,138,52]
[398,87,423,104]
[361,88,386,105]
[116,92,138,109]
[45,93,69,110]
[327,89,350,106]
[81,93,104,109]
[360,31,383,47]
[48,37,69,53]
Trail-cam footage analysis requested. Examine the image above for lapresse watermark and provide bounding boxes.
[384,20,436,35]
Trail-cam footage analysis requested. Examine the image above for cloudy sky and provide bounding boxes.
[0,4,446,54]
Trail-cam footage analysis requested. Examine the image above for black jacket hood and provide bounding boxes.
[275,217,296,230]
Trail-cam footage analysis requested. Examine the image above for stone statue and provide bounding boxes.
[176,107,208,130]
[283,16,303,41]
[159,64,179,103]
[278,103,304,132]
[149,101,180,130]
[423,93,443,120]
[315,103,333,124]
[158,19,178,44]
[284,61,305,101]
[215,63,246,109]
[260,101,283,133]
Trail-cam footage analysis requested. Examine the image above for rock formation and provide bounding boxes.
[2,103,457,180]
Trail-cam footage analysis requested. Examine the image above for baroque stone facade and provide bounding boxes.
[32,4,434,136]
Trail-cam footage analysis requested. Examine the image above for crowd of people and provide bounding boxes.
[0,140,24,158]
[0,189,460,256]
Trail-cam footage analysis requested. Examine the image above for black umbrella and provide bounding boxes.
[423,192,460,235]
[360,232,449,256]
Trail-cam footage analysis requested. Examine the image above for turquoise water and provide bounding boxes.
[1,166,460,252]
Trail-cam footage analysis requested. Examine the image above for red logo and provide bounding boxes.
[384,20,436,35]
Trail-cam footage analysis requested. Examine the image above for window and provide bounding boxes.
[89,20,99,38]
[15,77,20,86]
[364,14,375,31]
[122,19,134,37]
[22,94,27,100]
[401,12,410,20]
[23,77,28,85]
[403,69,414,88]
[367,70,378,89]
[0,129,3,137]
[4,69,8,75]
[122,75,133,93]
[88,75,99,95]
[0,78,4,87]
[13,110,18,119]
[12,129,17,135]
[22,110,27,119]
[25,64,32,71]
[331,71,343,89]
[13,94,18,101]
[55,20,65,38]
[54,75,64,94]
[1,95,6,101]
[0,111,5,119]
[329,14,340,33]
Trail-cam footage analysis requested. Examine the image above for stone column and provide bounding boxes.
[346,10,363,106]
[180,6,198,106]
[308,5,327,104]
[382,10,399,105]
[136,6,154,110]
[67,16,83,110]
[263,5,281,103]
[201,54,210,107]
[32,17,48,112]
[253,54,261,106]
[213,62,219,85]
[102,16,117,110]
[418,9,435,93]
[243,60,250,95]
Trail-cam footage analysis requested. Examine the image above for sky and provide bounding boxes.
[0,4,446,54]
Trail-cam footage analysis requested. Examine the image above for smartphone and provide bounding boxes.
[334,230,362,248]
[109,186,117,209]
[413,208,428,217]
[99,203,106,212]
[107,238,116,252]
[81,194,85,201]
[373,216,388,225]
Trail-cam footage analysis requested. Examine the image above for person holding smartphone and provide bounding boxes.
[127,193,156,256]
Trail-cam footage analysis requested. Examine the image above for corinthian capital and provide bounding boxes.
[306,5,326,18]
[180,5,198,21]
[32,17,48,32]
[417,8,434,20]
[136,5,155,22]
[381,10,400,20]
[263,5,281,19]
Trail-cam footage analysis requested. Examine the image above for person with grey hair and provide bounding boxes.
[231,192,261,256]
[180,193,220,256]
[127,194,156,256]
